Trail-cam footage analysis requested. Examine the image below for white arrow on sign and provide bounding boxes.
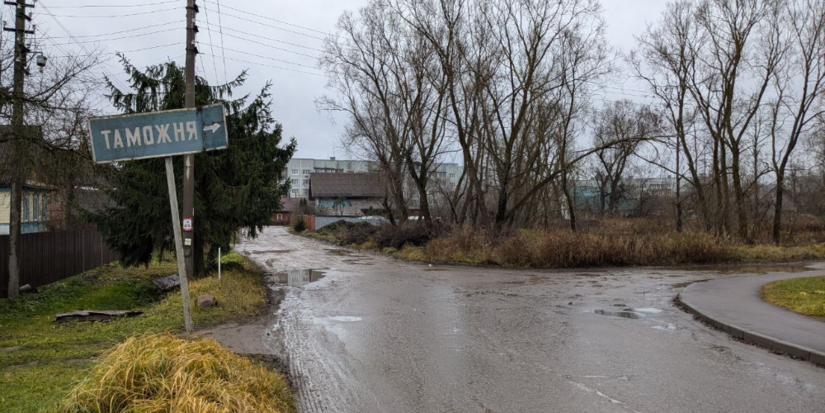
[203,123,221,134]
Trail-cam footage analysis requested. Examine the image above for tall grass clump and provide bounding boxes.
[419,226,736,268]
[59,334,295,413]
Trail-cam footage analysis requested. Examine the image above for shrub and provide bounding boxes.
[374,223,440,250]
[419,226,737,268]
[293,216,307,233]
[59,334,295,413]
[338,221,379,245]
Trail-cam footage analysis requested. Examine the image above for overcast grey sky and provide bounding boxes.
[30,0,669,159]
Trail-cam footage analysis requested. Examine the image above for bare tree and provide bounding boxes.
[768,0,825,244]
[633,0,704,231]
[0,35,99,300]
[591,100,659,216]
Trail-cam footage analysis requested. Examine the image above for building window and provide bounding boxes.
[42,194,48,220]
[291,189,299,196]
[291,169,299,175]
[302,189,308,196]
[33,194,39,221]
[276,214,283,221]
[22,194,29,222]
[449,173,456,179]
[302,169,311,175]
[291,179,300,186]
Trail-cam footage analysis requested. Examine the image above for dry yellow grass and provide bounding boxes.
[59,334,295,413]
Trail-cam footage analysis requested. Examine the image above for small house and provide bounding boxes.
[309,172,385,217]
[0,174,54,235]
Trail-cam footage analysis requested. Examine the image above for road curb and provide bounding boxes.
[676,293,825,367]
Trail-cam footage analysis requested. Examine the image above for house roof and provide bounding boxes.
[309,172,384,199]
[277,197,314,212]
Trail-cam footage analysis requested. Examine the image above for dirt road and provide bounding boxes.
[236,227,825,413]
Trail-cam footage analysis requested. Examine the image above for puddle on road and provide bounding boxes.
[267,269,327,288]
[250,249,294,255]
[327,249,355,256]
[634,307,663,314]
[680,264,814,275]
[593,309,641,319]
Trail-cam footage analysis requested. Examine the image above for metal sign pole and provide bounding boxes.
[165,156,193,334]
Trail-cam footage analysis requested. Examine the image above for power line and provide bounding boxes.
[48,42,182,57]
[202,0,329,36]
[46,1,176,8]
[36,1,131,92]
[47,21,178,39]
[202,54,328,78]
[44,7,178,18]
[214,0,228,85]
[200,3,220,84]
[49,28,180,46]
[202,25,320,59]
[201,22,324,54]
[202,6,327,41]
[201,42,321,72]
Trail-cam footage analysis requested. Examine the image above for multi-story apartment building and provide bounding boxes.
[284,157,462,202]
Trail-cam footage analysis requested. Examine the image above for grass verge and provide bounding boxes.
[0,252,274,413]
[761,276,825,319]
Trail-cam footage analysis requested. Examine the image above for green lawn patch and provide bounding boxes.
[761,276,825,319]
[0,252,273,413]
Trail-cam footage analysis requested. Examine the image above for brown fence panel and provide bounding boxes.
[0,228,119,298]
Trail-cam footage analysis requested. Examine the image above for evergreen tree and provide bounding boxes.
[86,55,295,275]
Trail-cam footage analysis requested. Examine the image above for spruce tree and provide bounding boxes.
[86,55,295,275]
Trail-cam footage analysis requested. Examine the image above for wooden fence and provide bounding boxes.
[0,228,118,298]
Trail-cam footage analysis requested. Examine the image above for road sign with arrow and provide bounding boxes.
[86,104,229,334]
[88,104,228,163]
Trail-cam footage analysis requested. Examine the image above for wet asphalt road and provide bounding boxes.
[238,227,825,413]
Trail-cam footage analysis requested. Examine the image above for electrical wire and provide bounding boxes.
[200,3,220,84]
[48,28,181,47]
[202,6,327,42]
[214,0,228,85]
[201,54,328,78]
[200,42,320,71]
[202,22,324,53]
[46,1,176,8]
[45,7,178,18]
[36,2,132,92]
[202,0,329,36]
[47,21,177,39]
[201,25,320,59]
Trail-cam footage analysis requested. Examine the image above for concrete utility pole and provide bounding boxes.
[183,0,197,278]
[5,0,34,301]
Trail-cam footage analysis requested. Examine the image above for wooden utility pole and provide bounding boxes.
[6,0,34,301]
[183,0,197,278]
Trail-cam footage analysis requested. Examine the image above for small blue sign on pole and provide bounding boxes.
[88,104,228,163]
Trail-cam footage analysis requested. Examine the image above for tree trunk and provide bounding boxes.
[562,173,577,232]
[772,174,784,245]
[494,184,509,232]
[414,176,432,226]
[731,150,749,241]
